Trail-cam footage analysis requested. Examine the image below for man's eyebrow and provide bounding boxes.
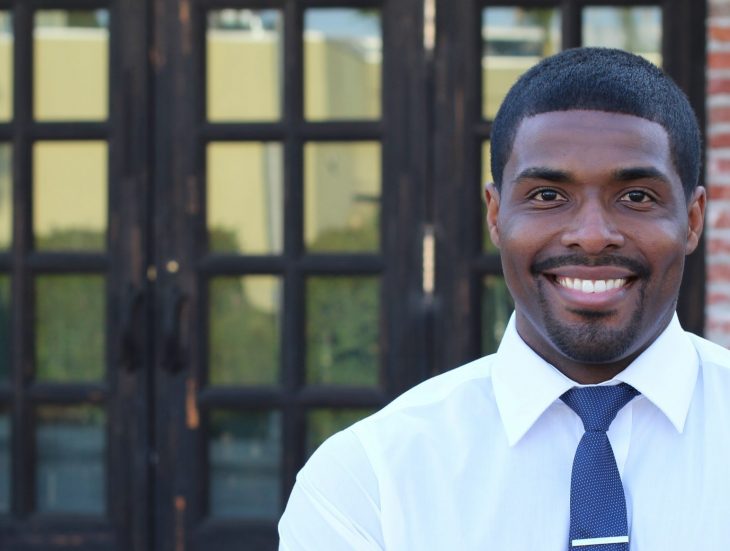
[513,167,573,183]
[612,166,671,183]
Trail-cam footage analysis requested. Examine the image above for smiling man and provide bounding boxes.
[279,49,730,550]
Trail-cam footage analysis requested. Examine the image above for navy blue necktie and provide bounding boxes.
[561,383,639,550]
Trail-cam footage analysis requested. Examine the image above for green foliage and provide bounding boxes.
[209,276,280,386]
[35,274,105,382]
[306,276,379,386]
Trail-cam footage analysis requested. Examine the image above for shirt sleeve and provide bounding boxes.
[278,428,385,550]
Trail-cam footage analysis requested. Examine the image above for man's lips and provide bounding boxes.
[531,254,647,302]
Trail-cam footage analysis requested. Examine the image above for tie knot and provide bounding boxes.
[561,383,639,432]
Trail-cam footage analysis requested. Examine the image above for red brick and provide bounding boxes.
[708,185,730,200]
[708,263,730,281]
[710,52,730,69]
[708,78,730,94]
[714,158,730,173]
[707,291,730,304]
[710,25,730,42]
[712,210,730,228]
[710,133,730,148]
[709,106,730,123]
[708,237,730,254]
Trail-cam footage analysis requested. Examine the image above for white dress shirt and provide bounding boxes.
[279,314,730,550]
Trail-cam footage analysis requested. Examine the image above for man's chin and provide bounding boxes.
[544,317,637,365]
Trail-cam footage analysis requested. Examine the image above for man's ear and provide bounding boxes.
[484,183,501,250]
[686,185,706,256]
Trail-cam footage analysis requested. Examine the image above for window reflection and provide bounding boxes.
[35,275,105,382]
[482,7,561,119]
[33,141,108,252]
[305,142,380,252]
[305,9,382,120]
[207,142,283,254]
[582,7,662,66]
[209,410,281,519]
[36,405,106,514]
[207,10,283,122]
[208,276,282,386]
[0,13,12,122]
[34,10,109,121]
[0,144,10,251]
[306,276,380,386]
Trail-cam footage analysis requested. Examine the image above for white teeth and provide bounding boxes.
[557,277,627,294]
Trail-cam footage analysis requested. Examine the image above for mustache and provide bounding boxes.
[531,254,650,278]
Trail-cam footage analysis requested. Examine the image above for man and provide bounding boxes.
[279,48,730,549]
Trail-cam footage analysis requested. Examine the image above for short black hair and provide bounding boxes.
[490,47,701,198]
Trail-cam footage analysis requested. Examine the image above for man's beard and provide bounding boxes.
[529,253,650,364]
[536,279,645,364]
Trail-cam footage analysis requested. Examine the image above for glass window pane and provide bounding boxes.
[207,142,283,254]
[35,275,105,382]
[0,13,12,122]
[482,275,513,355]
[33,141,107,251]
[307,408,373,457]
[306,276,380,386]
[305,9,382,121]
[0,144,10,251]
[582,7,662,66]
[0,275,9,382]
[34,10,109,121]
[482,7,561,119]
[209,276,282,386]
[0,407,9,513]
[36,405,105,514]
[209,410,281,519]
[305,142,380,252]
[207,10,283,122]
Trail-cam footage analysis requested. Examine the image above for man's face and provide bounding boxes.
[485,110,706,383]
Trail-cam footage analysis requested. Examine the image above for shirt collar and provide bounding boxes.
[492,313,699,447]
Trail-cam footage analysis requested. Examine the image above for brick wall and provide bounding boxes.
[707,0,730,346]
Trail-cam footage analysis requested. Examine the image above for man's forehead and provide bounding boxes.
[509,110,673,165]
[505,110,681,185]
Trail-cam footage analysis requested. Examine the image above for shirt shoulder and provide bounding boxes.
[688,332,730,369]
[347,354,503,472]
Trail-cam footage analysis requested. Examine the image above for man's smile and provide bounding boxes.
[554,276,628,294]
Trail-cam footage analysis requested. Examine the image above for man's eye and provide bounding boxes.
[531,189,564,202]
[621,190,653,203]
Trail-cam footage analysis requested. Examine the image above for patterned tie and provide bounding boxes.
[561,383,639,550]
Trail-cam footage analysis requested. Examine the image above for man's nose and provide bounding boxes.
[560,200,625,254]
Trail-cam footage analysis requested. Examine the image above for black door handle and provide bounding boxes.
[162,284,187,374]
